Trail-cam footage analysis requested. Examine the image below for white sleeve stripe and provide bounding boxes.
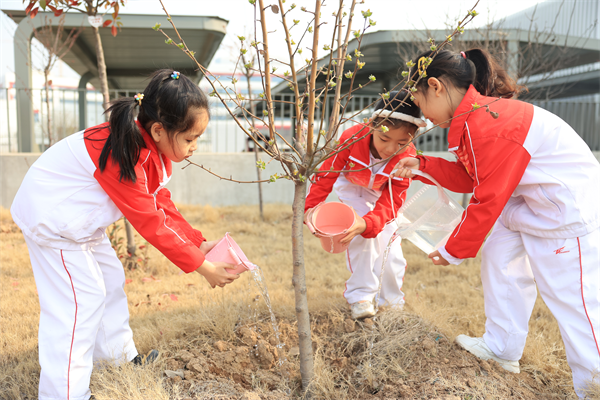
[143,150,186,244]
[348,156,369,168]
[320,153,339,178]
[140,151,152,194]
[453,121,480,238]
[160,209,186,243]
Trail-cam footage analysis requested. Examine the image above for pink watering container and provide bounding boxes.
[204,233,257,274]
[306,202,356,254]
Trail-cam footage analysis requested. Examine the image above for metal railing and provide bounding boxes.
[2,88,598,153]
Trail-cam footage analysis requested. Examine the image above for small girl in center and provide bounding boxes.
[305,93,425,319]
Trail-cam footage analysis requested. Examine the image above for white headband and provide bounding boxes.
[371,109,427,128]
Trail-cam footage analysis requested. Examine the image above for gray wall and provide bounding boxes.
[2,152,600,210]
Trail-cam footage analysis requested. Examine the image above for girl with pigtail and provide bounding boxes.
[394,48,600,397]
[11,69,239,400]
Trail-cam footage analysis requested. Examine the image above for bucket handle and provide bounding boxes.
[388,168,449,221]
[305,206,318,235]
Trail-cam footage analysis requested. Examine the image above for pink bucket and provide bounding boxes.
[204,233,257,274]
[306,202,355,253]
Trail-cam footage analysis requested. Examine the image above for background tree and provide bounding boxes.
[396,0,598,101]
[24,0,125,110]
[30,14,81,147]
[238,33,266,220]
[157,0,481,395]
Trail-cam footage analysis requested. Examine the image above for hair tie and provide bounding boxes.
[134,93,144,106]
[171,71,180,79]
[460,51,467,59]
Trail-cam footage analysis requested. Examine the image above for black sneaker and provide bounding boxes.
[132,349,159,366]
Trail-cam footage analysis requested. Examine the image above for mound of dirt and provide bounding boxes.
[160,308,569,399]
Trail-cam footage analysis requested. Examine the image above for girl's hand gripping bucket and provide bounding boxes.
[306,202,355,254]
[395,169,465,255]
[205,233,257,274]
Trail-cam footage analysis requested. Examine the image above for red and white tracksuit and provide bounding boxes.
[11,122,207,400]
[306,125,415,306]
[416,85,600,396]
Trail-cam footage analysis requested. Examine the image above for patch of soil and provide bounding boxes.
[161,308,573,399]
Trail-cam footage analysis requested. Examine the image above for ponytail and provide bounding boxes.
[410,48,525,98]
[98,97,146,183]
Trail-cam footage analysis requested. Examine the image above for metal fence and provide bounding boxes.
[1,88,598,153]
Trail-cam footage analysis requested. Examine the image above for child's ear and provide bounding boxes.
[427,77,444,97]
[149,122,165,142]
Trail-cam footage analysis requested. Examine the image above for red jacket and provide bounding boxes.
[416,86,534,259]
[305,124,415,238]
[85,122,207,273]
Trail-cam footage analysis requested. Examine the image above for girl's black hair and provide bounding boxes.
[87,69,210,183]
[410,48,524,98]
[372,91,422,129]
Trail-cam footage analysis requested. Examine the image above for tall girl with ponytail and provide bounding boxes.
[11,69,239,400]
[394,49,600,396]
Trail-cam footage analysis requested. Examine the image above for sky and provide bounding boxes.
[0,0,550,85]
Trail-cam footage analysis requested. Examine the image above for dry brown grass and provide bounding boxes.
[0,204,585,399]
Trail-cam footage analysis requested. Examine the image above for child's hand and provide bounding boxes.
[392,157,420,178]
[199,240,219,254]
[428,250,449,266]
[196,260,239,288]
[339,211,366,244]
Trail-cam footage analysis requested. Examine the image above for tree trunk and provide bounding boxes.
[246,77,264,220]
[44,69,52,148]
[91,25,136,255]
[253,143,264,220]
[291,181,314,393]
[124,218,137,259]
[91,26,110,111]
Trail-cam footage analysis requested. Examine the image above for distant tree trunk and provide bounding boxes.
[91,26,110,111]
[91,24,137,257]
[246,76,264,220]
[291,181,314,392]
[43,69,52,147]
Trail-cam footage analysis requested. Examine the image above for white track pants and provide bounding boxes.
[344,222,407,306]
[25,236,137,400]
[480,220,600,397]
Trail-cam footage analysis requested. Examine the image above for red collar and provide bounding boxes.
[447,85,486,149]
[136,120,172,178]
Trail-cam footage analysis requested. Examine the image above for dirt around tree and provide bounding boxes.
[155,308,573,400]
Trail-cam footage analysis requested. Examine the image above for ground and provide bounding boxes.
[1,204,597,399]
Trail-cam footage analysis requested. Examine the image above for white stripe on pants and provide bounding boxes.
[25,236,137,400]
[480,220,600,397]
[344,222,407,306]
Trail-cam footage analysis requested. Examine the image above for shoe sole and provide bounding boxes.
[352,310,376,320]
[455,336,520,373]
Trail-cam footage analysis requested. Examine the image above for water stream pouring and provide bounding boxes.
[205,234,286,367]
[394,169,465,255]
[305,202,355,253]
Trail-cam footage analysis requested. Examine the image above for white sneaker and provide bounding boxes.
[351,301,376,320]
[455,335,520,373]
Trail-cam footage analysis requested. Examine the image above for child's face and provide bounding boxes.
[412,78,455,128]
[370,123,414,160]
[150,110,209,162]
